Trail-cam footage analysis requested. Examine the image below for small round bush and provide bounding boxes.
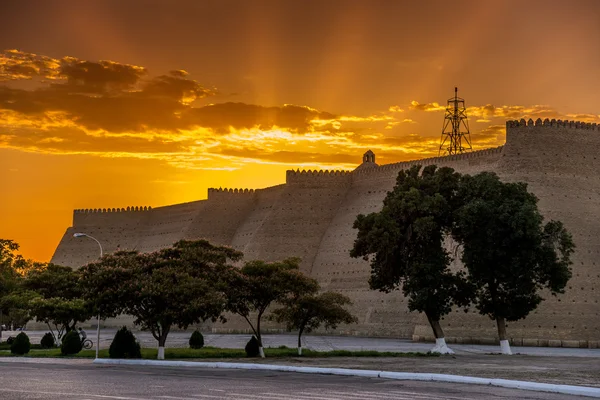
[189,330,204,349]
[61,330,82,355]
[245,336,260,357]
[6,336,14,344]
[10,332,30,355]
[109,326,141,359]
[40,332,55,349]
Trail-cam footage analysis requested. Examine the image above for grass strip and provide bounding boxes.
[0,346,437,359]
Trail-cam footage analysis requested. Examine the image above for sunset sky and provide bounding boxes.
[1,0,600,262]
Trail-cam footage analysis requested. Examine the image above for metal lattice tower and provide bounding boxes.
[438,87,472,156]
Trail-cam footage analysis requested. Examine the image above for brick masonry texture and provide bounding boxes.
[51,118,600,346]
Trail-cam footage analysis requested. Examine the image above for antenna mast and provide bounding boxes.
[438,87,472,155]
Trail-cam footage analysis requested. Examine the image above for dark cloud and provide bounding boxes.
[58,58,147,93]
[0,49,60,81]
[142,70,213,102]
[0,51,337,134]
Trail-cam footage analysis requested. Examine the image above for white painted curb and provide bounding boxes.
[93,358,600,398]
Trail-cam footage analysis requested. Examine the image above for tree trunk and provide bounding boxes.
[256,313,265,358]
[425,312,454,354]
[158,335,166,360]
[496,316,512,355]
[297,327,304,356]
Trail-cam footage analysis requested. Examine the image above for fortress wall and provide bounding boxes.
[229,185,285,255]
[133,200,205,254]
[235,170,352,274]
[310,147,506,337]
[492,119,600,342]
[182,188,258,246]
[51,208,151,267]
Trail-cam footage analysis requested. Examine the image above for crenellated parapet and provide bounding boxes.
[207,187,258,200]
[74,206,152,213]
[352,146,504,181]
[286,169,352,185]
[506,118,599,130]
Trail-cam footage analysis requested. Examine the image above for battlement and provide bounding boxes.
[352,146,504,180]
[74,206,152,213]
[207,187,258,200]
[506,118,599,130]
[286,169,352,185]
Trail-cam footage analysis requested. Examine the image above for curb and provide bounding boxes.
[93,359,600,398]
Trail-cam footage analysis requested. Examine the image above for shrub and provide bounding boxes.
[109,326,141,359]
[245,336,260,357]
[10,332,30,355]
[6,336,14,344]
[189,330,204,349]
[40,332,55,349]
[61,330,82,355]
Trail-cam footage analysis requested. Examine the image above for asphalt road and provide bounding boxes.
[0,361,588,400]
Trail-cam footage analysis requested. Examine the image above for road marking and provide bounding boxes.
[386,390,466,400]
[0,387,150,400]
[158,396,222,400]
[300,392,421,400]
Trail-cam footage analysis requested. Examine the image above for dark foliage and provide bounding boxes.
[40,332,55,348]
[60,330,82,355]
[109,326,141,359]
[189,330,204,349]
[10,332,30,355]
[244,336,260,357]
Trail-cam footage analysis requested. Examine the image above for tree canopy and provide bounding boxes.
[224,257,319,357]
[80,240,242,359]
[271,291,357,355]
[350,165,472,352]
[453,172,574,354]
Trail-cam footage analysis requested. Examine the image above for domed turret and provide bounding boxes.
[355,150,378,171]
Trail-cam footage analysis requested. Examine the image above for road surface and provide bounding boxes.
[0,361,588,399]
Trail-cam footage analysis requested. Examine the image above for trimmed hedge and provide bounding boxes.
[244,336,260,357]
[61,330,82,355]
[109,326,141,359]
[40,332,55,349]
[10,332,30,355]
[189,330,204,349]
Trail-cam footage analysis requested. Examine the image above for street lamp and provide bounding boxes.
[73,232,102,359]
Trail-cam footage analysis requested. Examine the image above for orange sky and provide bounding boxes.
[1,0,600,261]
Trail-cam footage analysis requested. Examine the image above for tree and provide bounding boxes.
[0,240,29,338]
[271,291,357,355]
[224,258,319,357]
[350,165,472,354]
[80,240,242,359]
[453,172,574,355]
[22,264,93,344]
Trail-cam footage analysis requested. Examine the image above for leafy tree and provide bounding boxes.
[22,264,93,343]
[0,240,30,337]
[350,165,472,354]
[81,240,242,359]
[271,291,357,355]
[453,172,574,354]
[224,258,319,358]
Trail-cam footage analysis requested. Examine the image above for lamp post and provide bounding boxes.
[73,232,102,359]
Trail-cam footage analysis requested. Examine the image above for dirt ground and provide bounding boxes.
[197,355,600,388]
